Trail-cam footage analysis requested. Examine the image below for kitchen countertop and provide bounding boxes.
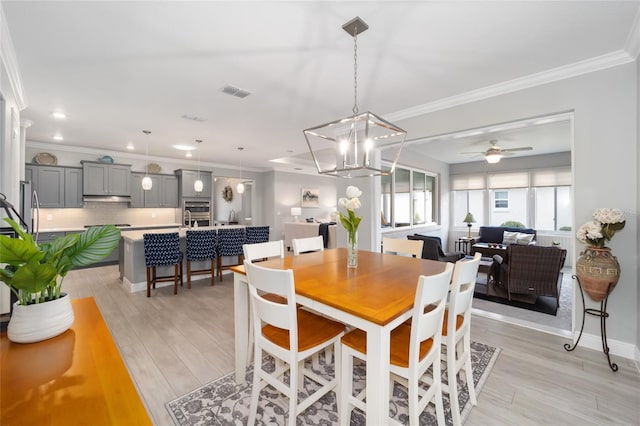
[39,223,181,233]
[120,225,244,243]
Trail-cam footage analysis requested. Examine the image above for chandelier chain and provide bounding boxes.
[352,28,358,115]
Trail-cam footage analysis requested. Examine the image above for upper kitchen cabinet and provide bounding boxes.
[175,169,212,199]
[25,164,68,208]
[130,173,178,208]
[64,167,83,208]
[82,161,131,196]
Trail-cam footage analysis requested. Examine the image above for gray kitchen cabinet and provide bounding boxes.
[82,161,131,196]
[64,167,83,208]
[130,173,178,208]
[175,169,212,199]
[26,164,65,208]
[26,164,82,208]
[161,175,179,207]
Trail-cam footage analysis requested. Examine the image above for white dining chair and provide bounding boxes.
[244,261,345,425]
[243,240,285,263]
[442,252,481,426]
[340,263,454,425]
[292,235,324,255]
[382,237,424,258]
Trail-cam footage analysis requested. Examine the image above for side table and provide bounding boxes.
[455,237,474,255]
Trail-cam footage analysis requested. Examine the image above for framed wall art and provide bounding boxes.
[301,188,320,207]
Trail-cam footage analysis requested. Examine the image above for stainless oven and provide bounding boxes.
[183,200,211,227]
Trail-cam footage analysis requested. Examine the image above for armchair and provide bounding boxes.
[407,234,465,263]
[496,245,566,307]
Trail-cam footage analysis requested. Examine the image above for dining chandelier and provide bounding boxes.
[141,130,153,190]
[236,147,245,194]
[194,140,203,192]
[303,17,406,178]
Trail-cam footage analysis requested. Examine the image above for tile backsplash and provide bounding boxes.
[37,204,180,229]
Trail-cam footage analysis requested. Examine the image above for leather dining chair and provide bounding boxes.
[442,252,481,426]
[244,261,345,425]
[185,229,217,288]
[142,232,183,297]
[340,263,454,425]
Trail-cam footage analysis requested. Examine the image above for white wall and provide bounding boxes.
[395,63,638,351]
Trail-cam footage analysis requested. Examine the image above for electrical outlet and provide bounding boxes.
[46,214,53,221]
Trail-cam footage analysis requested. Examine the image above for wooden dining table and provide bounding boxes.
[230,248,446,426]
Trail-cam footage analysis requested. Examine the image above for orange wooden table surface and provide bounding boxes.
[1,297,151,426]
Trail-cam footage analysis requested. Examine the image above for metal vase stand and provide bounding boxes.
[564,274,618,371]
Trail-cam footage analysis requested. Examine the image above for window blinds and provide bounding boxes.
[531,167,571,187]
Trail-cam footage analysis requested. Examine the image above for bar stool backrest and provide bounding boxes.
[245,226,270,245]
[186,229,217,261]
[143,232,182,267]
[217,227,246,257]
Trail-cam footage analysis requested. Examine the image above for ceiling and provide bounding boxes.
[3,1,639,172]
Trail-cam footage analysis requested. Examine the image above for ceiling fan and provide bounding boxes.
[461,140,533,163]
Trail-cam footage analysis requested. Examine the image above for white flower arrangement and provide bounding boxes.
[338,186,362,245]
[576,208,625,248]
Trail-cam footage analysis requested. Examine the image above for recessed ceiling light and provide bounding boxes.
[185,152,193,157]
[53,135,63,141]
[52,112,66,119]
[126,143,135,150]
[172,144,195,151]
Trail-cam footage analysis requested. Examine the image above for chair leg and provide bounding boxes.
[211,258,216,287]
[433,357,446,426]
[187,260,192,289]
[247,348,262,426]
[340,346,353,426]
[447,341,462,426]
[408,375,420,426]
[152,267,157,289]
[217,257,222,281]
[288,359,298,425]
[173,264,179,295]
[146,267,151,297]
[463,332,477,406]
[179,260,183,287]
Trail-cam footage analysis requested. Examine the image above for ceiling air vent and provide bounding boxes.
[181,114,208,122]
[220,84,251,98]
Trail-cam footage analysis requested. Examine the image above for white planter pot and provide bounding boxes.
[7,293,75,343]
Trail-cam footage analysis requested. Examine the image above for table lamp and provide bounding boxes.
[291,207,302,222]
[463,212,476,238]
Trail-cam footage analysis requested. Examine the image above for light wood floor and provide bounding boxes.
[63,265,640,426]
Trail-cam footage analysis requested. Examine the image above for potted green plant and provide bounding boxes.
[0,218,121,343]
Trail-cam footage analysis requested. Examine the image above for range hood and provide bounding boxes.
[83,195,132,203]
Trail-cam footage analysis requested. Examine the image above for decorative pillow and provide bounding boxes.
[502,231,519,244]
[516,232,535,245]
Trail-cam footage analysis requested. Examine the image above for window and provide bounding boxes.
[494,191,508,209]
[451,167,571,231]
[380,164,438,229]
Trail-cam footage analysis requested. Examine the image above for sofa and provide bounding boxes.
[407,234,465,263]
[493,244,566,307]
[471,226,536,255]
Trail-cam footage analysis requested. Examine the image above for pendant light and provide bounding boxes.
[303,17,406,178]
[236,147,245,194]
[194,139,203,192]
[141,130,153,190]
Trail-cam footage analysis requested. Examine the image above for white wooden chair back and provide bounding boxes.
[243,240,284,262]
[411,263,454,359]
[244,261,297,344]
[292,236,324,255]
[382,237,423,258]
[449,252,481,319]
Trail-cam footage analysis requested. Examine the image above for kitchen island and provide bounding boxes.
[120,226,245,292]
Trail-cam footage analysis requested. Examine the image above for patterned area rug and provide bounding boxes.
[166,341,500,425]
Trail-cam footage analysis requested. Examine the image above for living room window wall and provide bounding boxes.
[451,166,571,232]
[381,164,437,229]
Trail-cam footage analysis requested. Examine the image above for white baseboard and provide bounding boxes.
[574,330,638,361]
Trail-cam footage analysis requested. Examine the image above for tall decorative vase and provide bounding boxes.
[7,293,75,343]
[347,230,358,269]
[576,247,620,302]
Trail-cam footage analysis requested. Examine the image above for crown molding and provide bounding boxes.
[0,4,27,110]
[625,6,640,59]
[387,50,634,123]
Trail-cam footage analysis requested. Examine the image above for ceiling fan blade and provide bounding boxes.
[460,151,485,154]
[503,147,533,152]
